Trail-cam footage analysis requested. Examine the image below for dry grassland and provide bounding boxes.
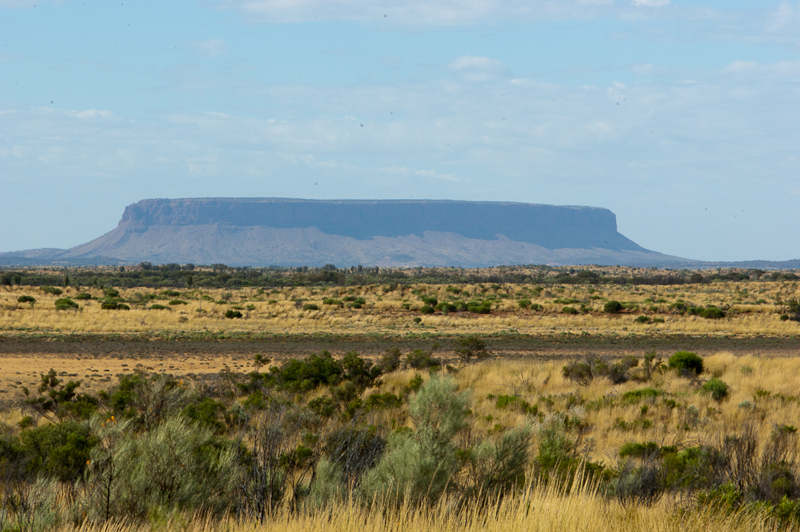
[1,281,798,336]
[374,352,800,464]
[5,353,800,532]
[40,485,796,532]
[3,352,798,472]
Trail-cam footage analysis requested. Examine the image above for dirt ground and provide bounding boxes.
[2,334,799,405]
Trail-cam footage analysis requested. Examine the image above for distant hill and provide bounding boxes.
[0,198,796,268]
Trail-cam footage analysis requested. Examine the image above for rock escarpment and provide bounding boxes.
[2,198,693,267]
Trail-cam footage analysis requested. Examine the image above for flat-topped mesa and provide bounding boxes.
[119,198,644,252]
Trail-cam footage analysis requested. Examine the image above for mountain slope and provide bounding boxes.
[0,197,740,267]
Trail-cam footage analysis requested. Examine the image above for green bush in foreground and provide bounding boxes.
[668,351,704,375]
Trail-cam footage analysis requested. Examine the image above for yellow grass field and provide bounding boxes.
[1,280,798,336]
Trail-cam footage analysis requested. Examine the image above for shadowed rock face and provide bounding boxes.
[117,198,645,252]
[3,198,697,267]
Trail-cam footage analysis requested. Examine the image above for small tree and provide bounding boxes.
[454,335,489,364]
[604,300,623,313]
[643,350,659,381]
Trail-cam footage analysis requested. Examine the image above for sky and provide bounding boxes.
[1,0,799,262]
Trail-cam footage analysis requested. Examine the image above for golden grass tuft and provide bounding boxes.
[49,481,797,532]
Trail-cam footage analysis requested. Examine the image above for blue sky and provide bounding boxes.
[1,0,799,262]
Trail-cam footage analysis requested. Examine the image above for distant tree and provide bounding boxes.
[454,335,489,364]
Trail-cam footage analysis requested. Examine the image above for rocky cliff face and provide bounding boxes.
[3,198,691,267]
[113,198,644,251]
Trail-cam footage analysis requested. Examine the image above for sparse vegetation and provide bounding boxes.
[1,265,800,530]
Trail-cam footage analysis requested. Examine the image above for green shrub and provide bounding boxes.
[379,348,402,373]
[668,351,704,375]
[702,378,729,401]
[562,362,593,386]
[308,396,339,418]
[84,416,239,521]
[307,458,345,510]
[74,292,93,300]
[182,398,227,434]
[359,376,469,506]
[365,392,404,411]
[225,309,243,319]
[467,301,492,313]
[341,351,383,390]
[700,306,725,319]
[0,477,64,530]
[104,288,120,298]
[101,300,129,310]
[495,394,534,414]
[604,300,623,313]
[321,425,387,489]
[302,303,319,311]
[454,335,489,363]
[41,285,63,296]
[517,299,531,309]
[563,356,638,386]
[435,302,458,313]
[618,441,660,459]
[271,350,343,392]
[405,349,441,370]
[661,445,715,488]
[634,315,650,324]
[622,388,663,403]
[169,299,188,305]
[150,304,170,310]
[562,306,578,314]
[19,420,96,482]
[54,298,78,311]
[17,295,36,304]
[419,305,434,314]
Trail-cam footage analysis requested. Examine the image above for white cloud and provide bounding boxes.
[65,109,118,120]
[631,0,669,6]
[0,0,61,6]
[449,56,510,82]
[766,2,797,31]
[415,169,460,182]
[213,0,620,25]
[189,39,228,58]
